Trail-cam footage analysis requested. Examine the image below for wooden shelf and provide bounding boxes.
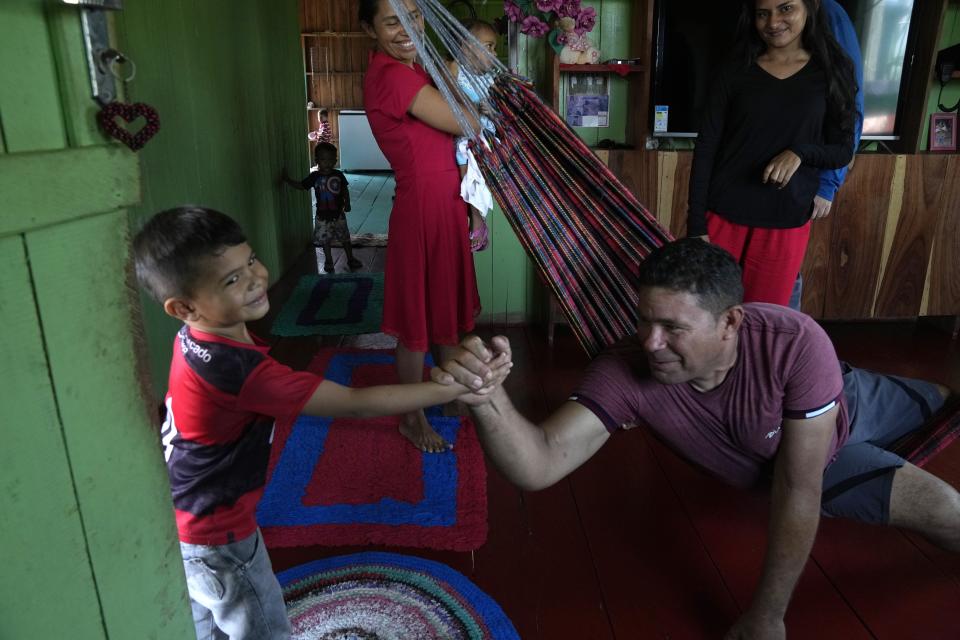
[559,63,644,76]
[542,1,655,145]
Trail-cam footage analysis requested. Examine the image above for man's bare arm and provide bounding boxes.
[435,335,610,490]
[726,406,838,639]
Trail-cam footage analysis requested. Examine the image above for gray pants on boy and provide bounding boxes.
[180,528,291,640]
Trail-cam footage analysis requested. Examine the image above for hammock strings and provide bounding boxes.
[389,0,672,355]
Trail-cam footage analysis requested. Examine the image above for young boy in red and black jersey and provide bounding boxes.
[132,206,510,640]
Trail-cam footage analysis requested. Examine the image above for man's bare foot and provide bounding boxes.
[399,412,451,453]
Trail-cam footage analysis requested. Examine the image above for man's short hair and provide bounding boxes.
[637,238,744,315]
[132,206,246,303]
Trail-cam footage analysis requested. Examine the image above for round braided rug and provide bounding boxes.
[279,552,519,639]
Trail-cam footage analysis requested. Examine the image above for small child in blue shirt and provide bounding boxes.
[283,142,362,273]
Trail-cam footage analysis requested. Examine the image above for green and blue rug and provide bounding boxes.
[271,273,384,337]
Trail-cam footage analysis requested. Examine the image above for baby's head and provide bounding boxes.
[319,108,329,123]
[462,19,498,73]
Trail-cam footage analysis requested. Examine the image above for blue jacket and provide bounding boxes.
[819,0,864,202]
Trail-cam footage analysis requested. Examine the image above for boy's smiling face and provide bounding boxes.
[165,242,269,340]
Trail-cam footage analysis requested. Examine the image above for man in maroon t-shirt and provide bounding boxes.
[439,238,958,639]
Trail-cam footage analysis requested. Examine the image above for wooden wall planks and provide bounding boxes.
[301,0,371,114]
[821,155,895,319]
[604,149,960,320]
[301,0,361,32]
[927,155,960,316]
[874,155,947,317]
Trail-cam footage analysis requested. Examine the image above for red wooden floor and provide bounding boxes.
[254,246,960,639]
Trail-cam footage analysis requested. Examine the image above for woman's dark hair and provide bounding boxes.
[736,0,857,146]
[637,238,744,316]
[358,0,381,26]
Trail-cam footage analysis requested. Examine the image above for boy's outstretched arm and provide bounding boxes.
[300,351,511,419]
[281,169,306,190]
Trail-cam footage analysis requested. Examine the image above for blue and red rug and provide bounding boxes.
[271,273,384,337]
[279,552,519,639]
[258,348,488,551]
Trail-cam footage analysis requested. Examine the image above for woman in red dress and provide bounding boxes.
[360,0,481,452]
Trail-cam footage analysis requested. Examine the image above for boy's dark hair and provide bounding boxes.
[637,238,744,316]
[132,206,246,304]
[314,142,337,163]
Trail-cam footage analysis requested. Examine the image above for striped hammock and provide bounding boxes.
[473,74,671,355]
[393,0,670,355]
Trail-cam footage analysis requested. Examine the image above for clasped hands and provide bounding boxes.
[430,335,513,404]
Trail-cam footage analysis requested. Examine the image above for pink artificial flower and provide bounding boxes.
[504,0,524,22]
[557,0,582,19]
[520,15,550,38]
[575,6,597,35]
[535,0,563,12]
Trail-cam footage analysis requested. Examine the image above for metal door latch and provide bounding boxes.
[62,0,128,105]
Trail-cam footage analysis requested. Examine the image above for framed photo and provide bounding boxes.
[930,112,957,152]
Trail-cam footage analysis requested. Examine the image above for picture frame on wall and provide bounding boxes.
[930,112,957,152]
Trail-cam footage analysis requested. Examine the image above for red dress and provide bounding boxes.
[364,51,481,351]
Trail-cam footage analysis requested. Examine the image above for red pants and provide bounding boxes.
[706,212,810,306]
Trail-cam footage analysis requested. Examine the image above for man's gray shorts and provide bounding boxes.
[820,364,945,525]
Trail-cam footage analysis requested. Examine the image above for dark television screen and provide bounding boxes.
[650,0,916,139]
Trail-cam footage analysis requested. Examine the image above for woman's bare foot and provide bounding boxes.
[399,411,451,453]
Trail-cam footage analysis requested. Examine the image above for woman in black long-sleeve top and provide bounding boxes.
[687,0,857,306]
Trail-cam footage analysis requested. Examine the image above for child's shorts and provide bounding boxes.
[313,214,350,245]
[180,528,291,640]
[820,364,945,525]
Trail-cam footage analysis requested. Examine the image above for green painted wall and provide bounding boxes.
[116,0,312,397]
[0,1,194,637]
[922,1,960,150]
[558,0,633,147]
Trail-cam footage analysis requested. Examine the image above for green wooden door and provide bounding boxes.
[0,2,193,638]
